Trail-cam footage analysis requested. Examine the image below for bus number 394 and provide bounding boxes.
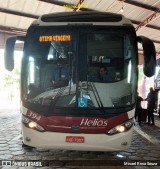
[27,112,41,121]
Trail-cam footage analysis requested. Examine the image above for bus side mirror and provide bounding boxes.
[4,36,25,71]
[137,36,156,77]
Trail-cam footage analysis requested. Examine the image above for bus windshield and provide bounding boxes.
[22,26,137,112]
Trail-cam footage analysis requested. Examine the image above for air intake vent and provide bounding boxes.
[41,12,122,22]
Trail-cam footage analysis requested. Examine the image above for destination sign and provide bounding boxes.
[39,35,71,42]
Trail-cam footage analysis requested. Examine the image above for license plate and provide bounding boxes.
[66,136,85,143]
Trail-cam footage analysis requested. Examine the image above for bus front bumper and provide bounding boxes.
[22,125,133,151]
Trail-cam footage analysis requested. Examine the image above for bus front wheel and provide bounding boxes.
[22,142,33,149]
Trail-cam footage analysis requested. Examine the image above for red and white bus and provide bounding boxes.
[4,11,156,151]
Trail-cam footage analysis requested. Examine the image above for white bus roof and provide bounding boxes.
[31,11,132,27]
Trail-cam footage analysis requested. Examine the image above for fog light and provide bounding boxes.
[26,137,31,142]
[121,142,128,146]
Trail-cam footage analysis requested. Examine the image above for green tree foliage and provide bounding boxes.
[3,67,20,89]
[138,66,145,82]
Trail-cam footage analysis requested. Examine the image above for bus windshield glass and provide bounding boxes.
[22,26,137,112]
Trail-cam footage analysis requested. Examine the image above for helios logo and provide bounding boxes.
[80,118,108,127]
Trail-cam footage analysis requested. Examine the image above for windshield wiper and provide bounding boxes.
[47,86,67,112]
[89,82,106,114]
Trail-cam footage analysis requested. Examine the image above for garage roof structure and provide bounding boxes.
[0,0,160,55]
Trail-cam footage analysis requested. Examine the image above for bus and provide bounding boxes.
[4,11,156,151]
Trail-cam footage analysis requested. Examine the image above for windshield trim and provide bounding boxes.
[23,101,134,117]
[21,26,137,111]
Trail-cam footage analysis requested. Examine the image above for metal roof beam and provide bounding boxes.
[38,0,74,7]
[135,12,160,31]
[152,40,160,45]
[38,0,160,31]
[132,19,160,31]
[157,47,160,54]
[0,12,159,32]
[0,25,26,35]
[0,7,38,19]
[138,39,160,45]
[38,0,94,11]
[118,0,159,12]
[73,0,85,11]
[0,1,159,34]
[40,0,159,12]
[118,0,160,31]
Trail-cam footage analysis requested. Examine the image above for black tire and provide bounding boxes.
[22,142,33,149]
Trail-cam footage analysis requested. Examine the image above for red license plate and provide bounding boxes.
[66,136,85,143]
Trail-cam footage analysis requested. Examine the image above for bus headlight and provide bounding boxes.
[28,121,37,128]
[22,115,45,132]
[107,119,134,135]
